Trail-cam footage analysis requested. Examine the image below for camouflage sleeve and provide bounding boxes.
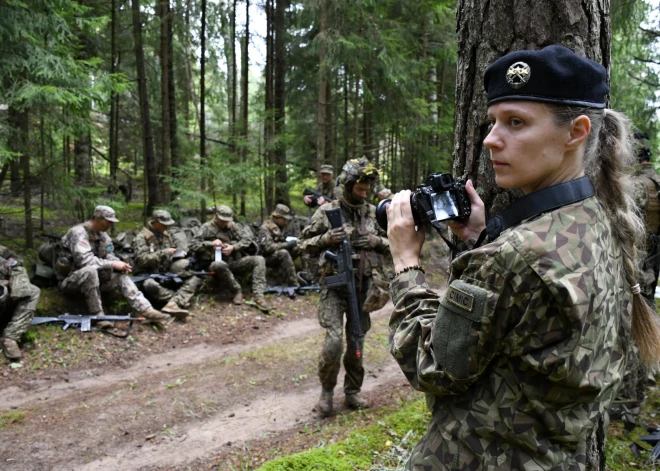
[69,227,114,270]
[389,242,536,395]
[258,224,286,256]
[632,177,649,213]
[132,233,167,272]
[169,227,190,252]
[9,266,35,298]
[231,223,254,252]
[298,206,331,255]
[190,223,216,255]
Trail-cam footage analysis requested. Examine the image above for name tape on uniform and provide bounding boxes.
[446,286,474,312]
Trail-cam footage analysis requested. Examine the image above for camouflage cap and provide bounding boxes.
[152,209,175,226]
[215,205,233,222]
[93,205,119,223]
[320,165,334,175]
[272,204,293,220]
[339,157,380,186]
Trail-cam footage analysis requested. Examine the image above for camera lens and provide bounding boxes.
[376,199,390,231]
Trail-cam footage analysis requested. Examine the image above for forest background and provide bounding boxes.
[1,0,659,250]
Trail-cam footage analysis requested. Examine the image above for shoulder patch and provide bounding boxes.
[440,279,488,322]
[446,285,474,311]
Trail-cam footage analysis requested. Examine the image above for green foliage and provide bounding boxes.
[0,410,26,429]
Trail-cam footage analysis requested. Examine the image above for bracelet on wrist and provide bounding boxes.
[395,265,425,277]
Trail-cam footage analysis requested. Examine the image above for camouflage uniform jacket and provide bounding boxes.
[389,196,631,470]
[258,219,289,256]
[632,163,660,233]
[0,245,33,299]
[299,198,389,277]
[61,222,119,273]
[318,181,338,201]
[190,219,255,264]
[132,224,187,273]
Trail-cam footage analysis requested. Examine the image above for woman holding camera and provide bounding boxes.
[387,45,660,470]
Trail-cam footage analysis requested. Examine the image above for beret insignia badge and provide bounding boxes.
[506,61,531,89]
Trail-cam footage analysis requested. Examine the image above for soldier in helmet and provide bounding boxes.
[190,205,270,312]
[58,205,172,328]
[304,165,337,208]
[632,132,660,307]
[0,245,40,360]
[299,157,390,416]
[132,209,202,318]
[258,204,300,287]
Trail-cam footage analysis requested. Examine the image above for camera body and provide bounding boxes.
[376,173,471,231]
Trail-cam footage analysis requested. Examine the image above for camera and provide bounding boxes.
[376,173,471,231]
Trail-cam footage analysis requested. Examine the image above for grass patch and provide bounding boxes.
[0,410,26,428]
[255,399,428,471]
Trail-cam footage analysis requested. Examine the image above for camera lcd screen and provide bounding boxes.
[431,191,458,221]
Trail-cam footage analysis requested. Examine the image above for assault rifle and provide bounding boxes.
[130,271,215,285]
[303,188,335,208]
[323,207,363,359]
[31,314,143,337]
[265,284,321,299]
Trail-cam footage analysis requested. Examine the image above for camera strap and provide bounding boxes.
[474,176,595,248]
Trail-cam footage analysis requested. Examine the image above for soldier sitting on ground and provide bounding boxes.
[190,205,271,312]
[58,205,172,328]
[0,245,40,360]
[132,210,201,319]
[258,204,300,288]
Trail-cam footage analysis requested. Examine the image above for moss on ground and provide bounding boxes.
[0,410,26,429]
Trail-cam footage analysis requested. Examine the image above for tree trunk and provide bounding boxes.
[109,0,118,187]
[199,0,207,222]
[316,0,328,177]
[362,78,373,161]
[239,0,249,217]
[132,0,160,212]
[159,0,171,203]
[273,0,288,206]
[9,108,32,248]
[264,0,275,212]
[454,1,611,467]
[168,6,180,173]
[74,133,92,185]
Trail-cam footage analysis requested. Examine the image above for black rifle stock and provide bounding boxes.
[129,272,183,285]
[323,207,363,359]
[265,284,321,299]
[303,188,335,208]
[31,314,142,332]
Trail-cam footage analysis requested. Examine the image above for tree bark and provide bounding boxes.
[9,108,32,248]
[199,0,207,222]
[264,0,275,212]
[109,0,118,187]
[453,1,611,467]
[316,0,328,178]
[159,0,171,203]
[273,0,289,206]
[239,0,250,217]
[168,6,180,173]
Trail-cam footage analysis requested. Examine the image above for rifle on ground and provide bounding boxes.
[31,314,143,338]
[322,207,363,359]
[265,284,321,299]
[130,272,183,285]
[303,188,335,208]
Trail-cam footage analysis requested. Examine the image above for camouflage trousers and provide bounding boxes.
[265,249,298,286]
[2,283,40,342]
[210,255,267,297]
[142,276,202,308]
[59,266,151,314]
[318,280,372,394]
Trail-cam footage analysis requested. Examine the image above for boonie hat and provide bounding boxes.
[215,205,233,222]
[320,165,334,175]
[152,209,175,226]
[93,205,119,223]
[484,44,609,109]
[272,204,293,220]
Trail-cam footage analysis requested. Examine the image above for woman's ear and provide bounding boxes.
[566,115,591,150]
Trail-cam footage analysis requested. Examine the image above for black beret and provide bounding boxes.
[484,45,609,109]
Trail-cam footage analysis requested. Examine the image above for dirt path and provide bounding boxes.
[0,299,422,471]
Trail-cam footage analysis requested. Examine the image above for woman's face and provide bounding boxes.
[484,101,584,194]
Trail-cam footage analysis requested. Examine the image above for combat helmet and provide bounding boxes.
[338,157,379,190]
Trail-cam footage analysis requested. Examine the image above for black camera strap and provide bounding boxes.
[473,176,595,249]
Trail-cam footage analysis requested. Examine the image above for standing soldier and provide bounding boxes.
[0,246,40,360]
[190,205,270,312]
[632,132,660,307]
[303,165,337,208]
[258,204,300,288]
[132,209,201,318]
[58,205,172,328]
[299,157,390,416]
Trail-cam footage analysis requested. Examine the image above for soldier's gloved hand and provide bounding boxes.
[321,227,347,246]
[353,234,381,249]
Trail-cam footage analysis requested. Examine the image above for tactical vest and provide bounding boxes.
[641,174,660,235]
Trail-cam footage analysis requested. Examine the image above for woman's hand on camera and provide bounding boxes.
[387,190,425,274]
[446,180,486,241]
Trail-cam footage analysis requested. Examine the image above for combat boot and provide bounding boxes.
[345,393,369,410]
[252,295,271,312]
[232,290,244,305]
[0,338,21,361]
[141,307,171,328]
[317,388,334,417]
[162,301,190,321]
